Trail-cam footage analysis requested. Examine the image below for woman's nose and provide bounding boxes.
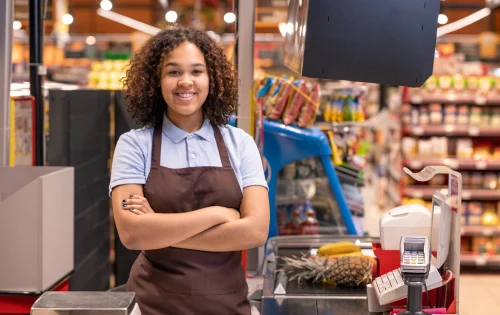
[178,74,193,87]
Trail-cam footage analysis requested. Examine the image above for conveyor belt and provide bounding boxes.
[258,236,381,315]
[261,298,370,315]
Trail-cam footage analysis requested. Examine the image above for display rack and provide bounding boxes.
[254,74,372,239]
[391,73,500,269]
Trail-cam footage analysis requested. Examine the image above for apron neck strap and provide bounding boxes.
[211,124,231,168]
[152,124,163,166]
[152,121,231,168]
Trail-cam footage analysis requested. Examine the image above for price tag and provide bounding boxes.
[468,126,480,136]
[475,161,488,170]
[410,161,423,169]
[475,95,487,105]
[413,127,424,136]
[411,95,423,104]
[475,256,488,266]
[483,228,494,237]
[462,190,472,200]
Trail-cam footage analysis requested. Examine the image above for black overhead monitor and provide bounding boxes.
[284,0,440,87]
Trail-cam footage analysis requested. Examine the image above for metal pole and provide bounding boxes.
[234,0,259,272]
[0,0,14,167]
[29,0,45,166]
[234,0,255,137]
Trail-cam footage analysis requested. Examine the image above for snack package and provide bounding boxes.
[264,80,283,114]
[323,97,333,122]
[298,82,321,128]
[472,236,490,254]
[468,202,483,225]
[268,81,293,119]
[282,80,308,125]
[457,105,469,125]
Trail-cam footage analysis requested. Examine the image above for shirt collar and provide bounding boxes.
[162,114,212,143]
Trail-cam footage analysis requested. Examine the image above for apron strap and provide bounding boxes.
[211,124,232,168]
[151,124,163,166]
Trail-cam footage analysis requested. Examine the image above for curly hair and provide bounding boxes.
[122,26,238,127]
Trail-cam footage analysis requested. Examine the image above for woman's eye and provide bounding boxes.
[193,69,203,75]
[168,70,179,75]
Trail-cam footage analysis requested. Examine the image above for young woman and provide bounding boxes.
[109,26,270,315]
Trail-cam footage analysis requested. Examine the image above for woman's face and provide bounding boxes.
[160,42,209,119]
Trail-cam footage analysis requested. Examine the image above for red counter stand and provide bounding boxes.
[0,276,70,315]
[372,243,457,313]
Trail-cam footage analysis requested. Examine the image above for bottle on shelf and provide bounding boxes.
[288,206,303,235]
[277,211,288,236]
[300,201,319,235]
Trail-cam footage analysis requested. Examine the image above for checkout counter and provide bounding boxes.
[4,0,451,314]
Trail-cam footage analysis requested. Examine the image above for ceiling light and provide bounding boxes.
[165,10,177,23]
[224,12,236,24]
[13,21,22,30]
[62,14,73,25]
[86,36,96,45]
[437,8,491,37]
[100,0,113,11]
[97,8,161,35]
[438,14,448,25]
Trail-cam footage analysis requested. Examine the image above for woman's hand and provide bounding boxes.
[122,195,155,215]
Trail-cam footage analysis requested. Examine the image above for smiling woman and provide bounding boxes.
[122,25,238,128]
[110,25,269,315]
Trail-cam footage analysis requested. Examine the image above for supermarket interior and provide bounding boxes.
[3,0,500,315]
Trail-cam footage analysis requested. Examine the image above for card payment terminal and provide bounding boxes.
[397,236,432,315]
[400,236,430,276]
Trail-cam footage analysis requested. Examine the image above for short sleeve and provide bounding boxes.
[109,132,147,195]
[239,133,269,190]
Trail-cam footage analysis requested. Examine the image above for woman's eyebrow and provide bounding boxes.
[165,62,206,67]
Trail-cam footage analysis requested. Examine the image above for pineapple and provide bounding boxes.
[279,255,372,287]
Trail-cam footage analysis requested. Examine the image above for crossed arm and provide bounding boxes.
[111,184,270,252]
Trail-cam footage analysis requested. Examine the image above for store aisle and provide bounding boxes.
[460,274,500,315]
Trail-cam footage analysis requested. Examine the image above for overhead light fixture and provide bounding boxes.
[438,14,448,25]
[437,8,491,37]
[165,10,177,23]
[100,0,113,11]
[13,21,22,30]
[86,36,97,45]
[62,14,73,25]
[97,8,161,35]
[224,12,236,24]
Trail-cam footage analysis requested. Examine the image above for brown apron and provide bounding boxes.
[125,122,250,315]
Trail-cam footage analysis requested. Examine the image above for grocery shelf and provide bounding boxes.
[461,225,500,237]
[461,253,500,267]
[403,124,500,137]
[404,186,500,200]
[409,93,500,105]
[405,158,500,171]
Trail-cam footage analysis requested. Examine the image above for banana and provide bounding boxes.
[317,241,361,256]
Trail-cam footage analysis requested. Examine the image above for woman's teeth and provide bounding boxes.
[176,93,195,99]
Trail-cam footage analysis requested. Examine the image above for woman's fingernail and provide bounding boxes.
[130,194,133,197]
[122,200,126,202]
[131,208,134,211]
[122,204,126,207]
